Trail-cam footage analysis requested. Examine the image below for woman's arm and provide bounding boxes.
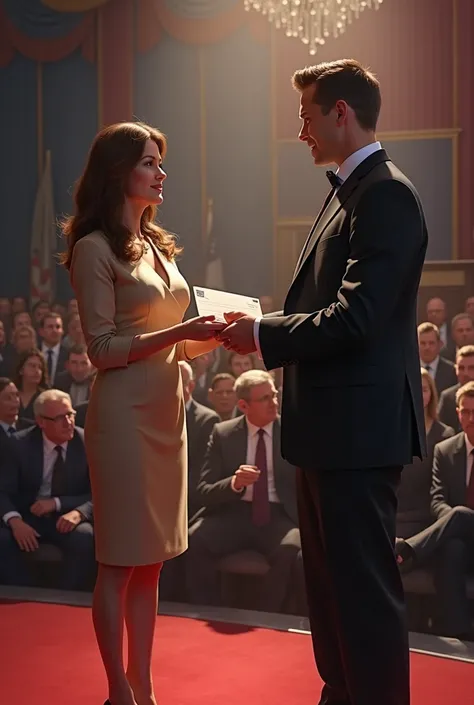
[179,338,221,361]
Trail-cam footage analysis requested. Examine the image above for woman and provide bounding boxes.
[13,349,48,422]
[4,325,37,376]
[61,121,225,705]
[396,368,454,541]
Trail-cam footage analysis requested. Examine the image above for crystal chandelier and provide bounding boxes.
[244,0,384,55]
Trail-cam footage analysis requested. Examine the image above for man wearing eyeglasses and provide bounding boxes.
[186,370,303,613]
[0,389,95,591]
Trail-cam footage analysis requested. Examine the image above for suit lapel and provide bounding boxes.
[231,416,248,467]
[452,435,467,504]
[29,427,45,493]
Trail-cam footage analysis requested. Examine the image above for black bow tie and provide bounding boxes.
[326,170,343,188]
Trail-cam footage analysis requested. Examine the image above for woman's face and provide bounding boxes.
[126,138,166,207]
[21,356,43,386]
[422,376,432,410]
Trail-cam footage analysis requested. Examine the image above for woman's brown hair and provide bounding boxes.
[13,349,49,391]
[420,367,438,422]
[60,121,181,270]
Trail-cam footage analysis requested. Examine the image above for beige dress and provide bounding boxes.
[70,231,190,566]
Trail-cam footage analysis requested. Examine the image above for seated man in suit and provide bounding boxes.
[426,297,450,348]
[397,381,474,639]
[38,312,68,387]
[187,370,302,613]
[438,345,474,432]
[55,344,95,408]
[0,377,33,442]
[443,313,474,363]
[418,322,457,396]
[0,389,95,591]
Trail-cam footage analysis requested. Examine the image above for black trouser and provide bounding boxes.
[297,466,408,705]
[0,513,95,591]
[186,502,301,612]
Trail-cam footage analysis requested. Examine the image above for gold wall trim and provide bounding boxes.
[277,128,462,144]
[199,47,207,245]
[278,218,313,227]
[420,270,466,287]
[36,62,43,178]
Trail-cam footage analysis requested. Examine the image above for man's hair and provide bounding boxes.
[451,312,473,329]
[456,380,474,407]
[40,312,63,328]
[178,360,194,381]
[0,377,13,395]
[209,373,235,391]
[417,322,440,340]
[234,370,275,402]
[292,59,381,131]
[34,389,72,416]
[456,345,474,361]
[68,344,88,359]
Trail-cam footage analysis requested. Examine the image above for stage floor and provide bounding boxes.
[1,587,473,704]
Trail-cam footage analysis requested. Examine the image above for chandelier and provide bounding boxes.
[244,0,384,55]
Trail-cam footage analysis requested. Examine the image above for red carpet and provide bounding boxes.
[0,601,472,704]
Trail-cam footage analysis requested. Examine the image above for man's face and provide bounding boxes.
[452,317,474,348]
[68,299,79,316]
[179,365,195,404]
[66,353,92,383]
[40,316,63,347]
[14,312,32,331]
[0,383,20,425]
[12,297,26,314]
[239,382,279,427]
[34,302,50,324]
[418,332,441,364]
[15,329,36,353]
[466,298,474,318]
[456,355,474,386]
[68,315,84,343]
[457,394,474,439]
[298,85,342,166]
[426,298,446,327]
[230,354,253,378]
[0,298,11,317]
[209,379,236,415]
[36,398,76,444]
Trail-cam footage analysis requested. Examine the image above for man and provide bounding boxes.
[398,381,474,639]
[0,389,95,591]
[187,370,301,613]
[191,352,215,408]
[55,344,94,408]
[208,373,238,421]
[443,313,474,363]
[38,313,68,386]
[465,297,474,318]
[438,345,474,432]
[0,377,33,438]
[62,312,85,350]
[219,60,427,705]
[426,297,449,347]
[228,352,254,378]
[418,322,456,395]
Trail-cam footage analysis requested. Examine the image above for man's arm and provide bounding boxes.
[430,445,452,519]
[258,180,425,369]
[0,451,21,524]
[197,428,244,508]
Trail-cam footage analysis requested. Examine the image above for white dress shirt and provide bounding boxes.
[237,419,280,503]
[421,356,439,379]
[2,434,68,526]
[253,142,383,355]
[0,421,15,435]
[41,342,61,383]
[465,435,474,486]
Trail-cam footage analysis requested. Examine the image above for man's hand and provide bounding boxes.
[56,510,82,534]
[9,518,40,552]
[217,312,257,354]
[30,498,56,517]
[232,464,261,491]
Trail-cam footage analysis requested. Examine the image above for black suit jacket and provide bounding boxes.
[258,150,427,470]
[43,345,69,387]
[74,401,88,429]
[437,383,461,433]
[430,432,472,520]
[433,357,457,396]
[186,398,220,515]
[55,371,92,404]
[195,415,298,525]
[0,425,93,521]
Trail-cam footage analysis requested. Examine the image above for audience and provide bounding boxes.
[186,370,302,612]
[38,313,68,386]
[11,297,27,315]
[418,322,456,395]
[56,345,94,408]
[0,378,21,449]
[13,349,49,423]
[228,352,255,378]
[426,297,450,347]
[191,352,215,408]
[62,312,85,350]
[3,325,37,376]
[438,345,474,432]
[208,373,238,421]
[443,313,474,362]
[465,297,474,318]
[11,311,32,335]
[31,300,50,330]
[0,389,95,591]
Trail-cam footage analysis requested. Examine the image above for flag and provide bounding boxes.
[204,197,224,290]
[30,150,56,306]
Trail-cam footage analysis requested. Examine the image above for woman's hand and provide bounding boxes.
[180,315,227,342]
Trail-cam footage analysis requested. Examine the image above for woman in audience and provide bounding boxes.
[396,368,454,542]
[4,325,38,376]
[61,121,226,705]
[13,348,48,422]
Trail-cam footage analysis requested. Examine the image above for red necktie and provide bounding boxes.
[466,449,474,509]
[252,428,270,526]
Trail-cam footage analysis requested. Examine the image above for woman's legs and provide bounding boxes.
[92,562,136,705]
[125,562,163,705]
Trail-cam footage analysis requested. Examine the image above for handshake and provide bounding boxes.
[182,311,258,355]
